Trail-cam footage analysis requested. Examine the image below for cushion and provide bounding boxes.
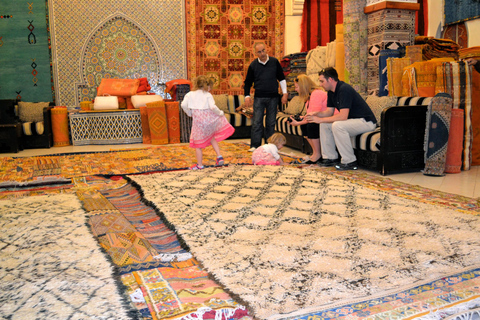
[131,95,163,108]
[213,94,229,113]
[17,102,50,122]
[137,77,151,92]
[97,78,140,96]
[284,96,305,115]
[365,95,397,124]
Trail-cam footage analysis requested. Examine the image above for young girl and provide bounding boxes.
[181,75,235,170]
[252,133,286,165]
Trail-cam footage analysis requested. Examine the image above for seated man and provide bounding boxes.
[305,67,377,170]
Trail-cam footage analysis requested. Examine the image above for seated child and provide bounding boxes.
[252,133,286,165]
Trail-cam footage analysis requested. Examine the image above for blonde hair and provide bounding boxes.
[295,74,319,102]
[193,75,215,91]
[267,133,286,146]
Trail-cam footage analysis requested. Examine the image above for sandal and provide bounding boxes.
[215,156,224,166]
[189,164,204,170]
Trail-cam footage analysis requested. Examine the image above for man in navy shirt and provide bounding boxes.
[244,43,288,151]
[305,67,377,170]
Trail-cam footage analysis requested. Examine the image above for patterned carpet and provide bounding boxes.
[0,141,287,187]
[129,165,480,319]
[2,143,480,319]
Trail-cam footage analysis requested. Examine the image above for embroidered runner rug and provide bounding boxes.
[128,165,480,319]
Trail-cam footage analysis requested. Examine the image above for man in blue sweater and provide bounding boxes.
[244,43,289,151]
[305,67,377,170]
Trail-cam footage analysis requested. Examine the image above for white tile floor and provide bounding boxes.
[2,139,479,199]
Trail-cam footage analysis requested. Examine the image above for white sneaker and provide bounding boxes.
[248,147,256,152]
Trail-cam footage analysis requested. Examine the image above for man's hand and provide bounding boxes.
[281,93,288,105]
[305,114,321,124]
[244,96,253,108]
[465,58,478,66]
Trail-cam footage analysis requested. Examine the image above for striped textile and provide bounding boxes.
[275,113,304,136]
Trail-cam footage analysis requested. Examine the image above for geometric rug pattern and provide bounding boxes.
[0,194,134,319]
[129,165,480,319]
[185,0,285,95]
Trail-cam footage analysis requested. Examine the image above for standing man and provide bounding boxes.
[305,67,377,170]
[244,43,289,152]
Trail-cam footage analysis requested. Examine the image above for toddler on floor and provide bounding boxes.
[181,75,235,170]
[252,133,286,165]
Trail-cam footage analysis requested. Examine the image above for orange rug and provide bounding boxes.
[146,101,168,145]
[165,101,180,144]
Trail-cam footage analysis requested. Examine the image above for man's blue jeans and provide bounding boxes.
[251,96,279,148]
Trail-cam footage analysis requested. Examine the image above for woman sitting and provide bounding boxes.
[288,74,329,164]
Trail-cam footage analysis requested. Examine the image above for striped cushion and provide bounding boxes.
[224,112,252,127]
[275,112,304,136]
[22,121,44,136]
[226,95,246,113]
[351,127,381,152]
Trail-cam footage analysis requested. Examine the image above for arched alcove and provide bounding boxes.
[76,14,164,103]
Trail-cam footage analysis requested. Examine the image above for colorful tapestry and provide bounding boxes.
[185,0,285,95]
[0,0,53,102]
[378,50,401,96]
[387,57,411,97]
[423,93,453,176]
[445,0,480,25]
[402,58,454,97]
[405,44,424,64]
[146,100,168,145]
[445,108,465,173]
[300,0,343,52]
[443,21,468,49]
[100,183,191,260]
[51,106,70,146]
[48,0,186,106]
[165,101,181,144]
[366,8,416,95]
[0,142,298,186]
[89,211,137,236]
[343,0,368,92]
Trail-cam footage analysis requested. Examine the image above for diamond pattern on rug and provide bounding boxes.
[0,194,134,319]
[129,165,480,319]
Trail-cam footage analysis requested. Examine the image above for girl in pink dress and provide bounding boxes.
[252,133,286,165]
[181,76,235,170]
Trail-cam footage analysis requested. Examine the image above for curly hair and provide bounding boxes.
[193,75,215,91]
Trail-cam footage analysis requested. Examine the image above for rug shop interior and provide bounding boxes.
[1,0,480,319]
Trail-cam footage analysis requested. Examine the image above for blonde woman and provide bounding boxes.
[181,75,235,169]
[288,74,329,164]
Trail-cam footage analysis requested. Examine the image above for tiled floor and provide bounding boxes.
[2,139,479,199]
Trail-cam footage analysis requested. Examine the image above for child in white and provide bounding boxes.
[252,133,286,165]
[181,75,235,170]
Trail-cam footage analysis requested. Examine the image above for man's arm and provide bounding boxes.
[306,108,349,124]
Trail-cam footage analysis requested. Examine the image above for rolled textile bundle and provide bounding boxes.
[335,41,345,81]
[51,106,70,147]
[445,108,464,173]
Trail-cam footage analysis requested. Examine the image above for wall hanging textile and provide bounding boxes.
[48,0,186,106]
[444,0,480,25]
[185,0,285,95]
[0,0,53,102]
[300,0,343,52]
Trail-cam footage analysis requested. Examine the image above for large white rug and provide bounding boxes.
[129,165,480,319]
[0,194,134,319]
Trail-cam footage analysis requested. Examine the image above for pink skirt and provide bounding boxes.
[189,109,235,148]
[252,147,280,165]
